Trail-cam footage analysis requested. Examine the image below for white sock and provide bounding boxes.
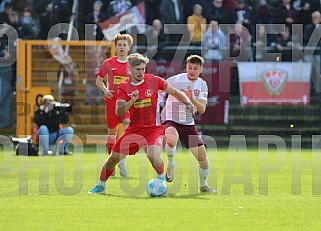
[166,144,176,163]
[157,173,165,180]
[199,166,209,187]
[97,180,106,188]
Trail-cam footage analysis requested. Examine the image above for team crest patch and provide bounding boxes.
[145,89,153,97]
[194,89,200,96]
[261,68,288,95]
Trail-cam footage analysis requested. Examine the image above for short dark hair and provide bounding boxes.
[186,55,204,66]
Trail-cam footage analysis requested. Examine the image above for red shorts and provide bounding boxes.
[163,121,204,149]
[112,125,164,155]
[105,103,130,129]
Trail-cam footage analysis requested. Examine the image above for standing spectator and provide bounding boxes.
[229,0,255,36]
[159,0,184,44]
[20,7,38,39]
[252,24,275,61]
[0,0,11,13]
[0,2,13,24]
[187,4,207,45]
[144,0,162,26]
[206,0,229,33]
[106,0,132,18]
[88,53,193,194]
[8,11,35,39]
[202,20,226,61]
[273,0,297,33]
[228,22,251,61]
[296,0,320,28]
[85,0,106,40]
[144,19,166,60]
[61,62,78,107]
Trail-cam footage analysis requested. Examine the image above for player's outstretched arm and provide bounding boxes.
[164,84,194,112]
[189,97,207,114]
[96,75,113,99]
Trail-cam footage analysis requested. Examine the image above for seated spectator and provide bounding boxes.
[0,0,11,13]
[33,95,74,155]
[271,25,302,61]
[296,0,320,28]
[252,24,275,61]
[187,4,207,45]
[202,20,226,61]
[85,0,106,40]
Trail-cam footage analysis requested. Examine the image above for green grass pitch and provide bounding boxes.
[1,146,321,230]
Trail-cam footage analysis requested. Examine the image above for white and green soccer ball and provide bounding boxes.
[146,178,168,197]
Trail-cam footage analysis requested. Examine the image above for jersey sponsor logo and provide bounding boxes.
[194,89,200,97]
[134,98,152,108]
[113,75,128,85]
[145,89,153,97]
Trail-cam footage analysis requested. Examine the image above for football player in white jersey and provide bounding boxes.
[161,55,216,193]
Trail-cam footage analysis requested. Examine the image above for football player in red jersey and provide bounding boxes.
[89,53,193,194]
[96,34,133,177]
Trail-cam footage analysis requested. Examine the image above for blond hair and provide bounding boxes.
[42,95,54,103]
[127,53,149,67]
[114,33,133,47]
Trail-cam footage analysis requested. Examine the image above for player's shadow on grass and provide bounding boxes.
[102,193,212,200]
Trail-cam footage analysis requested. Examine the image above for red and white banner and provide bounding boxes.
[238,62,312,106]
[153,61,232,125]
[98,2,145,41]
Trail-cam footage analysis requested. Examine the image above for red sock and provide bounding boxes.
[100,166,115,181]
[106,136,116,155]
[154,161,164,174]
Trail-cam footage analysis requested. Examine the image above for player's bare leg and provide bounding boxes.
[190,145,216,193]
[164,127,179,182]
[146,145,165,181]
[88,151,126,194]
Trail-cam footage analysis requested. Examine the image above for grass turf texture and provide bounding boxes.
[1,147,321,230]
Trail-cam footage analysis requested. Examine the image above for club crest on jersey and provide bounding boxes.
[261,68,288,95]
[145,89,153,97]
[194,89,200,96]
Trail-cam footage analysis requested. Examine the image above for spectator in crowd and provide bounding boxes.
[304,11,321,92]
[20,7,38,39]
[296,0,320,28]
[0,0,11,13]
[60,62,78,107]
[248,0,275,26]
[106,0,132,18]
[8,11,35,39]
[229,0,255,36]
[33,94,74,155]
[0,2,13,24]
[34,0,73,39]
[252,24,275,61]
[273,0,297,33]
[206,0,229,33]
[271,25,301,62]
[202,20,226,61]
[159,0,184,43]
[144,0,162,26]
[144,19,166,60]
[228,21,251,61]
[187,4,207,45]
[85,0,106,40]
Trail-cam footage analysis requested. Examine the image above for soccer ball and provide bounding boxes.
[146,178,168,197]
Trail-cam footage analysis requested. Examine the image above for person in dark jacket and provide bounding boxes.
[33,94,74,155]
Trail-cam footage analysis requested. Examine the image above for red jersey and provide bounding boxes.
[117,74,168,127]
[97,56,130,105]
